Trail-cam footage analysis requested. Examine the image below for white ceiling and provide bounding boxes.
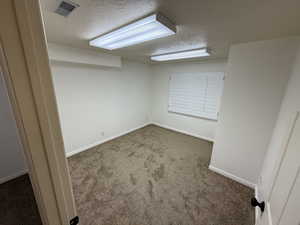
[40,0,300,62]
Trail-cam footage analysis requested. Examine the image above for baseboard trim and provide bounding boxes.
[151,122,214,142]
[209,165,255,189]
[66,123,151,157]
[66,122,214,158]
[0,169,28,184]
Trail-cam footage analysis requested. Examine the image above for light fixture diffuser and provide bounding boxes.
[151,48,211,61]
[89,13,176,50]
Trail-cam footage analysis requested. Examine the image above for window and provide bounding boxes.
[168,72,224,120]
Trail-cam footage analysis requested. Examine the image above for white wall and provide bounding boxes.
[0,66,26,184]
[210,37,299,187]
[151,60,227,141]
[258,42,300,202]
[47,43,122,68]
[51,60,152,156]
[51,38,299,191]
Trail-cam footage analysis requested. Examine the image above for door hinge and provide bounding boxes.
[70,216,79,225]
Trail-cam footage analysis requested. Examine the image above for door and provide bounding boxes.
[0,0,77,224]
[259,112,300,225]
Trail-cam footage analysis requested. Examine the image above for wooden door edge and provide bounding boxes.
[13,0,77,223]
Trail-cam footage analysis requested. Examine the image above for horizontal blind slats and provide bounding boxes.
[168,72,223,120]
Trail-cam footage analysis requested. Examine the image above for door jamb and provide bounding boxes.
[0,0,77,224]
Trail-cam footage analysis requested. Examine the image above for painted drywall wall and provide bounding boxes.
[258,41,300,202]
[51,59,152,156]
[0,67,26,183]
[210,37,299,186]
[151,60,227,142]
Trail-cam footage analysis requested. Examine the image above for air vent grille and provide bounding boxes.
[55,0,79,17]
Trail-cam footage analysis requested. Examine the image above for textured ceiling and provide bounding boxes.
[40,0,300,62]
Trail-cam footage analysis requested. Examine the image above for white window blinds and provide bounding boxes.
[168,72,224,120]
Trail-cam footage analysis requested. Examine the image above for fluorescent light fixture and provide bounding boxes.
[89,13,176,50]
[151,48,211,61]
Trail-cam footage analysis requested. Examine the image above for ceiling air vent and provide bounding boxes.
[55,0,79,17]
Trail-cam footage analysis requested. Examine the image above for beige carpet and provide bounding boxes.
[68,125,254,225]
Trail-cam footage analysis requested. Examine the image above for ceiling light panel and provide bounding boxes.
[89,14,176,50]
[151,48,210,61]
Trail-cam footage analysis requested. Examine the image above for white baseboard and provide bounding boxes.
[151,122,214,142]
[66,123,151,157]
[0,169,28,184]
[209,165,255,189]
[66,122,214,158]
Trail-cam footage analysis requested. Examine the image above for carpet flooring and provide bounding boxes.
[0,174,42,225]
[68,125,254,225]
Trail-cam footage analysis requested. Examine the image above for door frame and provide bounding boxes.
[0,0,76,224]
